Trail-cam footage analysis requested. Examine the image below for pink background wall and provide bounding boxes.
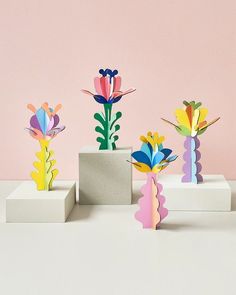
[0,0,235,180]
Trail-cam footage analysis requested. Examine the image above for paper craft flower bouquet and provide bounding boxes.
[26,103,65,191]
[82,68,135,150]
[162,100,220,184]
[130,132,177,229]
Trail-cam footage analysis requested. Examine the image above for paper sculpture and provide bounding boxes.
[130,132,177,229]
[26,103,65,191]
[162,100,220,184]
[82,68,135,150]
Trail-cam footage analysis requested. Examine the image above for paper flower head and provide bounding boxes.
[82,68,136,150]
[82,68,135,104]
[162,100,220,184]
[162,100,220,137]
[26,103,65,191]
[131,131,177,230]
[26,103,65,140]
[131,131,177,174]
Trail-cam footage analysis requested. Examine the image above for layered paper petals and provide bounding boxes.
[131,131,177,174]
[26,104,65,141]
[82,69,136,104]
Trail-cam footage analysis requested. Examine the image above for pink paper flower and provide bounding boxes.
[82,68,135,104]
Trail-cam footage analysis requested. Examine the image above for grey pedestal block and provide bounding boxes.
[79,146,132,204]
[6,181,76,223]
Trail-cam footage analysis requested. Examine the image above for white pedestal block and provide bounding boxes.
[6,181,76,223]
[79,146,132,204]
[134,175,231,211]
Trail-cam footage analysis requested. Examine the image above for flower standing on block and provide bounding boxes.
[130,132,177,229]
[162,100,220,184]
[26,103,65,191]
[82,68,136,150]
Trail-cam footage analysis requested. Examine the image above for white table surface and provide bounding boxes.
[0,180,236,295]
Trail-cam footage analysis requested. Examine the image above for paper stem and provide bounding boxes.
[31,140,58,191]
[135,172,168,229]
[182,136,203,184]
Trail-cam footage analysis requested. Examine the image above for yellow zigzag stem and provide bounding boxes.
[31,139,58,191]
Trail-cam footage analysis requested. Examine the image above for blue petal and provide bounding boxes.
[131,151,152,167]
[36,108,49,135]
[167,155,178,162]
[152,152,165,166]
[141,143,152,160]
[99,69,106,76]
[160,148,172,160]
[93,95,107,104]
[110,96,122,104]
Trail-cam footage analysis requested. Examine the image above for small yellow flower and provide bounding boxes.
[140,131,165,151]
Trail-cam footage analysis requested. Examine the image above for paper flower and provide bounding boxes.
[162,100,220,183]
[131,132,177,230]
[162,100,220,137]
[82,68,135,104]
[82,69,136,150]
[26,103,65,140]
[26,103,65,191]
[131,131,177,174]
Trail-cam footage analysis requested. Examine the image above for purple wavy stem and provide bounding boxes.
[182,136,203,184]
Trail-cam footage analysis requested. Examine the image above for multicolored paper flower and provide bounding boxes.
[82,68,136,104]
[26,103,65,140]
[162,100,220,184]
[162,100,220,137]
[82,68,136,150]
[26,103,65,191]
[131,131,177,174]
[132,131,176,229]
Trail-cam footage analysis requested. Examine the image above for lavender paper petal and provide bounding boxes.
[47,126,65,136]
[30,115,42,131]
[53,114,59,128]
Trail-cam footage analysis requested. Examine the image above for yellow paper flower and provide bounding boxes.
[162,101,220,137]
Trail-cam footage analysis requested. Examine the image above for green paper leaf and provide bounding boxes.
[197,127,207,135]
[95,126,106,137]
[94,112,106,127]
[176,125,191,136]
[94,105,122,150]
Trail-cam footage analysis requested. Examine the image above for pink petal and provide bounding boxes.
[100,77,110,100]
[81,89,94,96]
[47,117,54,132]
[113,76,121,92]
[94,77,103,95]
[26,128,44,140]
[112,88,136,98]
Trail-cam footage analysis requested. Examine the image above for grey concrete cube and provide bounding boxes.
[79,146,132,204]
[6,181,76,223]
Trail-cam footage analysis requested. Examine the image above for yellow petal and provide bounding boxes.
[140,135,148,143]
[191,109,200,136]
[175,109,191,130]
[157,136,165,145]
[146,135,155,150]
[153,132,159,143]
[133,162,151,173]
[198,108,208,123]
[152,164,162,174]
